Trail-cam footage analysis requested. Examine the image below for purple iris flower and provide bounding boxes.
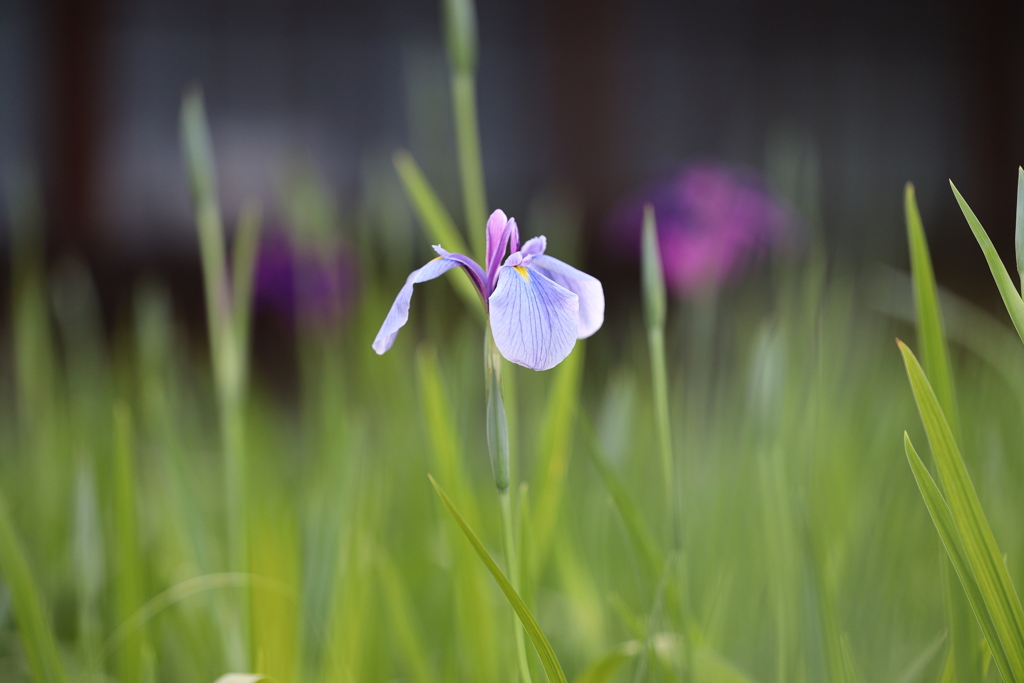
[609,161,793,297]
[373,209,604,371]
[254,229,354,325]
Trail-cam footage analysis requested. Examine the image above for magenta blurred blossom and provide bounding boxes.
[609,161,795,297]
[253,229,355,325]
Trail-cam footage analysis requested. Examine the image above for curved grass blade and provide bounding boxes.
[903,434,1010,681]
[0,489,68,683]
[579,414,662,582]
[904,183,960,441]
[375,546,436,683]
[899,340,1024,680]
[532,344,584,567]
[573,641,642,683]
[415,346,498,680]
[103,573,294,659]
[903,183,978,680]
[950,181,1024,346]
[428,475,568,683]
[893,630,947,683]
[392,150,482,318]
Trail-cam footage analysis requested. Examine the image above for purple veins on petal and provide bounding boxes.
[488,264,579,371]
[372,255,465,355]
[527,254,604,339]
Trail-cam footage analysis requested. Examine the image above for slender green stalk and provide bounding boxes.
[451,72,487,257]
[0,488,67,683]
[500,489,532,683]
[443,0,487,259]
[485,330,532,683]
[181,87,260,670]
[641,206,677,545]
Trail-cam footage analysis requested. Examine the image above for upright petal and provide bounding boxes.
[486,210,510,283]
[486,212,519,293]
[528,254,604,339]
[489,265,579,371]
[520,235,546,256]
[372,256,465,355]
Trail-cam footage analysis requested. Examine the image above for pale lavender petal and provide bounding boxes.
[528,254,605,339]
[372,256,463,354]
[488,264,579,371]
[520,235,546,256]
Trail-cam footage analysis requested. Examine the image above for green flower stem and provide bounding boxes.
[485,330,533,683]
[641,205,679,547]
[647,328,676,543]
[451,70,488,260]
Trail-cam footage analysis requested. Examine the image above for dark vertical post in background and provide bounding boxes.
[545,0,621,216]
[47,0,105,255]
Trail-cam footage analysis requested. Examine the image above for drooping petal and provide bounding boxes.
[433,246,488,301]
[488,265,579,371]
[528,254,604,339]
[373,254,474,355]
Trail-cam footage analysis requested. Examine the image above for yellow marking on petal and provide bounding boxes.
[431,256,443,261]
[513,266,529,280]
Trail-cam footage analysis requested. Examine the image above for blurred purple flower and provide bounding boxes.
[609,161,795,297]
[253,229,355,326]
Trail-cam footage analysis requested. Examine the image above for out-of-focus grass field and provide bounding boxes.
[3,2,1024,682]
[5,163,1024,683]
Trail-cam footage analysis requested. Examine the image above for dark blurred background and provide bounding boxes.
[2,0,1023,317]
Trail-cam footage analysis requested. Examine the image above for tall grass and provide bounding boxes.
[2,6,1024,683]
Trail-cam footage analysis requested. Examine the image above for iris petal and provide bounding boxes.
[485,210,510,287]
[489,265,579,371]
[528,254,605,339]
[520,235,546,256]
[372,255,469,355]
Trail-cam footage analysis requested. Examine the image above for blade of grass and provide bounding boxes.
[374,545,436,683]
[442,0,487,259]
[103,573,294,659]
[0,489,68,683]
[181,86,252,669]
[905,183,961,441]
[415,346,498,681]
[392,150,483,318]
[579,414,663,582]
[899,340,1024,680]
[904,183,978,680]
[893,631,947,683]
[573,641,642,683]
[231,200,262,364]
[903,434,1010,681]
[950,181,1024,346]
[113,403,145,683]
[641,205,677,548]
[532,344,584,568]
[428,474,568,683]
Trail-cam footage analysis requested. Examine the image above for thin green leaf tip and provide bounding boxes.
[641,204,666,330]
